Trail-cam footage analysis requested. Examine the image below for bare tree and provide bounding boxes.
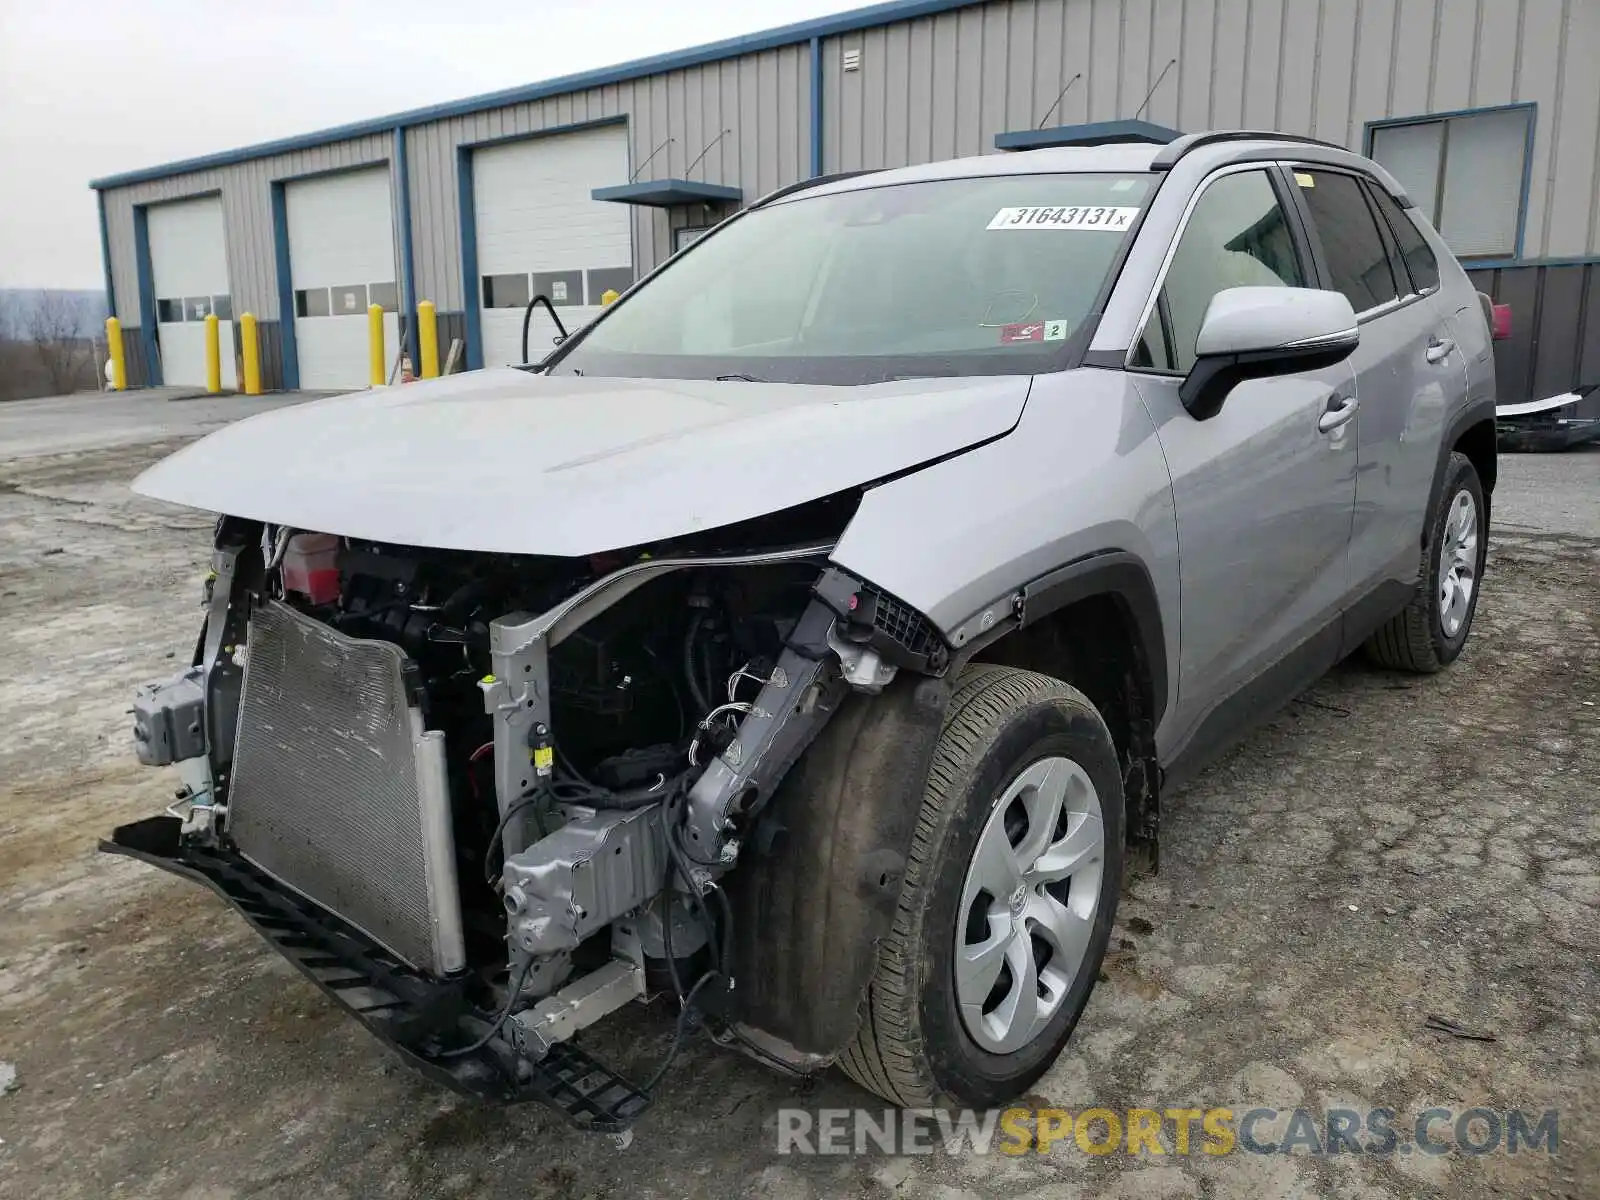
[26,291,93,395]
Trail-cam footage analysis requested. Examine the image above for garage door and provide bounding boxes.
[147,197,237,389]
[473,126,634,368]
[287,168,400,390]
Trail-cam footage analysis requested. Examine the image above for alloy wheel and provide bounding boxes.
[954,756,1105,1055]
[1438,489,1479,639]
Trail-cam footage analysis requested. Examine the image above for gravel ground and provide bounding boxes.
[0,394,1595,1200]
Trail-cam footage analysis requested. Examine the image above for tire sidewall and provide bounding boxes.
[915,695,1123,1108]
[1427,457,1487,664]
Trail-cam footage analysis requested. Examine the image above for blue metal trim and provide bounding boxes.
[96,191,116,320]
[1459,254,1600,271]
[591,179,744,206]
[457,146,483,372]
[395,128,418,366]
[1512,107,1537,262]
[1364,102,1538,262]
[994,119,1181,152]
[809,36,824,178]
[90,0,982,190]
[131,205,161,386]
[269,182,300,391]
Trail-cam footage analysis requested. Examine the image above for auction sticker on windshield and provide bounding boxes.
[987,206,1139,231]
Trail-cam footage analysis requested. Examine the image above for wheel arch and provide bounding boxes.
[969,552,1164,864]
[1428,400,1497,551]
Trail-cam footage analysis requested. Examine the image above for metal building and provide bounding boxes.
[93,0,1599,405]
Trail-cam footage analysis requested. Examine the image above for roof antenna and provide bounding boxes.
[1133,58,1178,120]
[683,129,733,180]
[630,137,675,182]
[1036,73,1083,129]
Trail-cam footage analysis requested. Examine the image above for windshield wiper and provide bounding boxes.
[715,373,766,382]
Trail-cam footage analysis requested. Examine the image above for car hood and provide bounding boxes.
[133,368,1030,556]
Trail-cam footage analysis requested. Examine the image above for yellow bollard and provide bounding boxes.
[600,289,620,306]
[417,300,440,379]
[204,313,221,394]
[240,312,262,396]
[368,303,385,387]
[105,316,127,390]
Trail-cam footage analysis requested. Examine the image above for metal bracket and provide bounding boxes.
[509,959,647,1059]
[480,613,552,857]
[684,596,850,866]
[825,621,897,693]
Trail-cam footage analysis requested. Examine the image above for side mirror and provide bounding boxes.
[1179,286,1359,420]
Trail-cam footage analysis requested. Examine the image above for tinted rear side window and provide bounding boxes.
[1366,184,1441,294]
[1295,170,1400,313]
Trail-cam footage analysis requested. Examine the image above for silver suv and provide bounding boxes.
[111,130,1495,1128]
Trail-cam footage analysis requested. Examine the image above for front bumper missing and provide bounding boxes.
[100,816,649,1130]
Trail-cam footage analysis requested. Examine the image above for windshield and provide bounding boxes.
[552,172,1155,384]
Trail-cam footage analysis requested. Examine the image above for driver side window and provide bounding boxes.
[1133,170,1307,374]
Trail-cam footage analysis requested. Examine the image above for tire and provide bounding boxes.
[1364,451,1487,673]
[839,665,1124,1108]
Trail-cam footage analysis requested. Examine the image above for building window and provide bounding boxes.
[156,298,185,323]
[586,267,634,304]
[1368,106,1533,260]
[331,284,368,315]
[369,282,399,313]
[533,271,583,307]
[212,294,234,321]
[295,288,330,318]
[482,274,530,309]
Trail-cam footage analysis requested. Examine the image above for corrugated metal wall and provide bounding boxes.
[101,135,394,326]
[1469,262,1600,408]
[821,0,1600,258]
[405,44,809,312]
[97,0,1598,386]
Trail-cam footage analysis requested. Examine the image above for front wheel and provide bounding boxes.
[839,665,1124,1108]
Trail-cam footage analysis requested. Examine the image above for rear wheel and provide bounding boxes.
[1365,451,1487,672]
[839,665,1123,1107]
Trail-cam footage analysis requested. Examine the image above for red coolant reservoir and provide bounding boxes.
[281,533,342,605]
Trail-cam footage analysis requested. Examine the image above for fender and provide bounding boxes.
[1425,397,1497,550]
[1015,550,1169,727]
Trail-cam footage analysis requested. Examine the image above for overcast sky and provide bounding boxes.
[0,0,859,290]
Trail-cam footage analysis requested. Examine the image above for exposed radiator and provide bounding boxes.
[227,599,465,977]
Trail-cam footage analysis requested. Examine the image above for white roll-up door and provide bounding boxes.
[147,196,236,389]
[287,168,400,390]
[473,126,634,368]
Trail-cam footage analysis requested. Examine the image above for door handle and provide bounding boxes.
[1425,336,1455,364]
[1318,392,1358,434]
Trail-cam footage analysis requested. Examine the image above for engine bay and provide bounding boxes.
[120,505,949,1120]
[284,536,826,983]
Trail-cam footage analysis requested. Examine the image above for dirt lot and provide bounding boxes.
[1,394,1596,1199]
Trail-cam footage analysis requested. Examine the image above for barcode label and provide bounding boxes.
[987,206,1140,231]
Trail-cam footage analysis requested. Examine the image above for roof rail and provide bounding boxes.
[750,169,878,207]
[1150,129,1349,171]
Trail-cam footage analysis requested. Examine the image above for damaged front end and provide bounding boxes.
[107,505,948,1128]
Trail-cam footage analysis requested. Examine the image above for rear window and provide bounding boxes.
[1367,184,1441,294]
[553,172,1156,384]
[1294,169,1400,313]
